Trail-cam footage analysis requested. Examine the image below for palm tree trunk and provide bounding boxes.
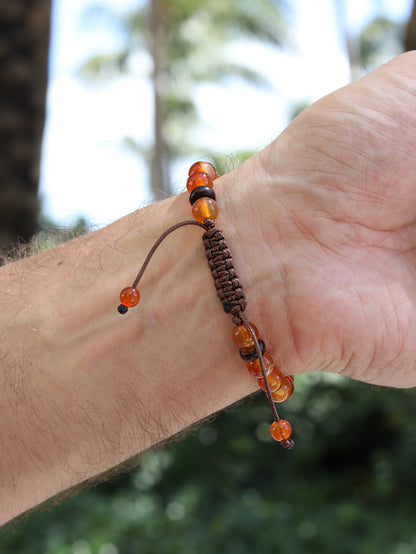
[0,0,51,251]
[150,0,169,199]
[333,0,361,80]
[404,0,416,51]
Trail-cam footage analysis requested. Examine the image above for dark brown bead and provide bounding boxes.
[189,185,216,205]
[239,339,266,361]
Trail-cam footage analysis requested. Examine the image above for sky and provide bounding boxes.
[39,0,412,227]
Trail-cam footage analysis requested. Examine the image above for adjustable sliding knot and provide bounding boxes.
[202,219,246,325]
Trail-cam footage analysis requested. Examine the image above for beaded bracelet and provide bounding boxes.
[117,161,294,449]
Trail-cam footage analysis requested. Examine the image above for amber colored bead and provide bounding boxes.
[186,172,214,193]
[192,197,218,223]
[257,366,283,393]
[246,351,274,378]
[188,161,217,181]
[271,375,294,403]
[270,419,292,442]
[120,286,140,307]
[232,322,259,351]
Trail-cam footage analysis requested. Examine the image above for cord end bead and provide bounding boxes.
[270,419,292,442]
[118,304,128,314]
[120,286,140,308]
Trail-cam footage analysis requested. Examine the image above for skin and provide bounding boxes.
[1,52,416,524]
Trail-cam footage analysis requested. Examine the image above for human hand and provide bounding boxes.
[222,52,416,388]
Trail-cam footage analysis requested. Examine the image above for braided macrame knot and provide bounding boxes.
[202,219,247,325]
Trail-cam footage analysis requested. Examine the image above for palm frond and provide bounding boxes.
[78,50,130,79]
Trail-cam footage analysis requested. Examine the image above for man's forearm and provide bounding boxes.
[0,161,283,524]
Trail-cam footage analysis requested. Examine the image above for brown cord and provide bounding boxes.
[131,220,206,290]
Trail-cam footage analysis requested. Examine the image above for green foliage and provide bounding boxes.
[288,100,311,122]
[32,216,91,252]
[209,150,257,176]
[359,16,404,70]
[81,51,130,79]
[79,0,286,93]
[3,374,416,553]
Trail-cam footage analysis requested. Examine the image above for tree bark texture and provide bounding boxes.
[150,0,170,200]
[0,1,51,251]
[404,0,416,51]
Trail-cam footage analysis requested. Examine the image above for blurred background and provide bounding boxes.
[1,0,416,552]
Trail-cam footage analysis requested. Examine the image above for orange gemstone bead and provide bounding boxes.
[188,161,218,181]
[246,351,274,378]
[257,366,283,393]
[120,286,140,307]
[270,419,292,442]
[271,375,294,403]
[232,322,259,351]
[192,197,218,223]
[186,172,214,193]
